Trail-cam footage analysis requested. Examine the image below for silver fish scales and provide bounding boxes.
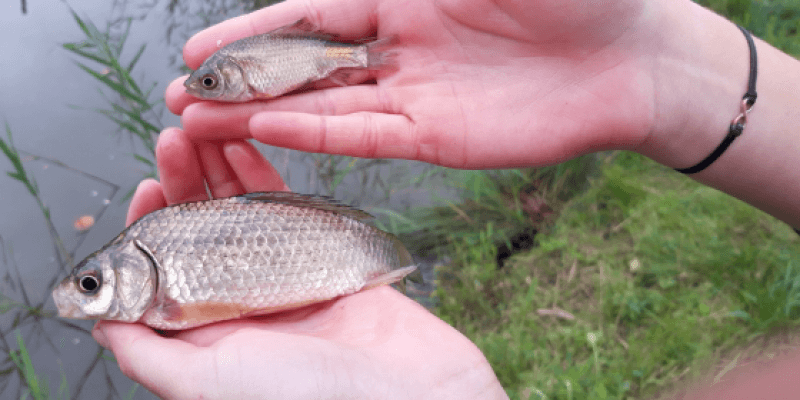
[52,192,415,330]
[184,18,394,102]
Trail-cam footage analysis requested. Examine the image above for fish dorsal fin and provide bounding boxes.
[264,18,337,41]
[240,192,373,221]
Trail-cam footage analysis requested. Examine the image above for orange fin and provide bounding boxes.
[363,266,418,291]
[241,299,324,317]
[160,298,336,324]
[162,301,259,323]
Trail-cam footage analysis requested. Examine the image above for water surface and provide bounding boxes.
[1,1,445,397]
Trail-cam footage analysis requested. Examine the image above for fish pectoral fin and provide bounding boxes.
[363,266,418,291]
[326,69,357,87]
[161,300,259,323]
[240,299,325,317]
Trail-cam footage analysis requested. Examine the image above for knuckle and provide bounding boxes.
[316,90,337,115]
[409,123,424,162]
[360,113,379,158]
[317,116,329,153]
[375,87,394,113]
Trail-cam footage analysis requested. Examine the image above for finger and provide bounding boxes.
[183,0,380,69]
[126,179,167,226]
[181,85,393,140]
[156,128,209,204]
[165,75,193,116]
[196,141,246,198]
[94,321,206,400]
[248,111,422,160]
[223,141,289,192]
[180,103,253,140]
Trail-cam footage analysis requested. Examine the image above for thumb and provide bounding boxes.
[93,321,207,400]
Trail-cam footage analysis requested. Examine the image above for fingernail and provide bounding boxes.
[92,323,110,349]
[222,141,245,157]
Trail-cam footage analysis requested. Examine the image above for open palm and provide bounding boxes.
[93,129,505,399]
[166,0,657,169]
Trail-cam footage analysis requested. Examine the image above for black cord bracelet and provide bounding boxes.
[675,25,757,174]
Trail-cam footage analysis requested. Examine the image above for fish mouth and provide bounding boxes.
[52,282,85,319]
[183,80,211,98]
[183,80,201,93]
[183,77,196,89]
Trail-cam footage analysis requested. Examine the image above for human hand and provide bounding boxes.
[165,0,664,169]
[92,128,507,400]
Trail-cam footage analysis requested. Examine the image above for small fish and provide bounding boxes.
[52,192,415,330]
[184,18,394,102]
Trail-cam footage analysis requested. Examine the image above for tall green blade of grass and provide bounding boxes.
[0,123,39,199]
[9,332,48,400]
[0,124,71,270]
[63,9,162,197]
[0,127,120,396]
[124,383,140,400]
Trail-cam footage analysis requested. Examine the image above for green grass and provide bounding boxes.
[697,0,800,57]
[62,9,163,201]
[6,331,74,400]
[377,155,599,258]
[433,153,799,399]
[10,331,47,400]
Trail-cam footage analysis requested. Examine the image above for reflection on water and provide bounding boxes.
[0,0,448,398]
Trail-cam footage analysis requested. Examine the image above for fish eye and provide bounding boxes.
[76,273,101,294]
[200,74,218,89]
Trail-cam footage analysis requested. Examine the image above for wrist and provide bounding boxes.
[634,1,751,168]
[632,1,800,228]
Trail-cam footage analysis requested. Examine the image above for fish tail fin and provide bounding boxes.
[364,233,420,293]
[390,233,414,268]
[365,36,398,69]
[390,233,423,285]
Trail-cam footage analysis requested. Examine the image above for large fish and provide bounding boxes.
[184,18,394,102]
[52,192,415,330]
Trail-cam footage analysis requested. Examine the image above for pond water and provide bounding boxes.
[0,1,444,398]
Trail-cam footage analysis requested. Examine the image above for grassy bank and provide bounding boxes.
[434,153,799,398]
